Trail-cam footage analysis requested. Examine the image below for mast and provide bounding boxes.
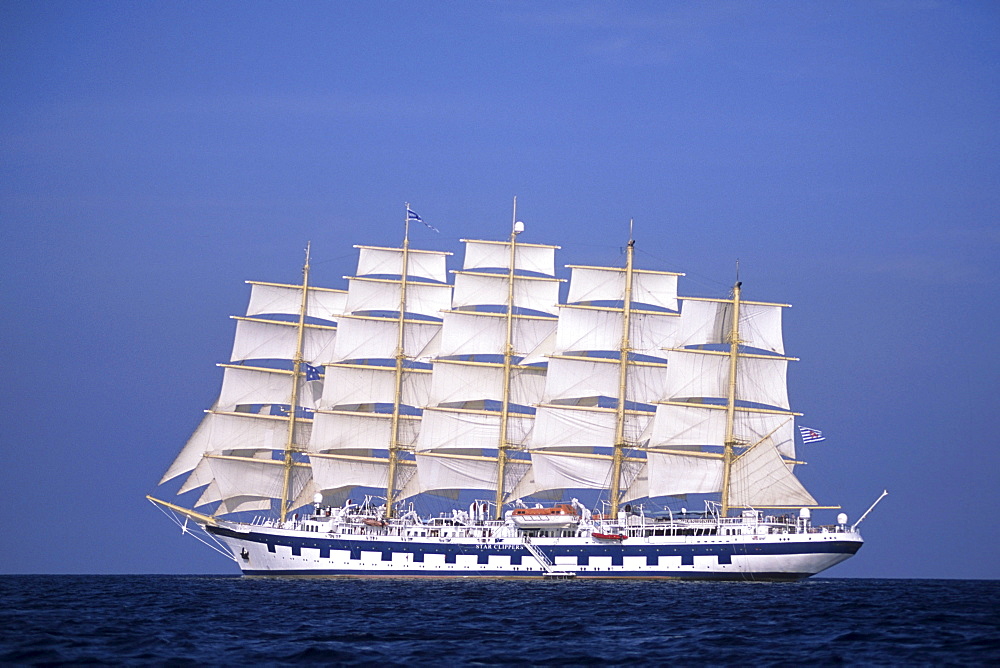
[609,222,635,517]
[647,289,816,509]
[308,241,449,506]
[279,242,312,522]
[410,231,558,507]
[385,206,412,517]
[720,280,742,516]
[494,197,522,519]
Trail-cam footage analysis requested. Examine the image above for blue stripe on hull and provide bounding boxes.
[239,569,814,581]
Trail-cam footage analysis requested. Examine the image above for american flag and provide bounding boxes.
[304,363,321,381]
[798,426,826,443]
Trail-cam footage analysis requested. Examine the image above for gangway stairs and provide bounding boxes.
[523,539,576,579]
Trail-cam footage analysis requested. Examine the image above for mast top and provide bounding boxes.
[404,203,412,244]
[511,196,524,236]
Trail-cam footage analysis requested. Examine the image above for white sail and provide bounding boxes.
[162,268,341,516]
[414,454,530,494]
[179,458,215,496]
[428,362,546,407]
[646,451,724,497]
[566,266,680,312]
[161,411,313,485]
[461,239,557,276]
[650,403,797,458]
[739,303,786,355]
[532,451,615,490]
[531,405,653,450]
[330,316,441,363]
[413,237,560,498]
[310,454,416,494]
[417,408,535,451]
[310,411,421,451]
[345,278,452,318]
[525,261,679,497]
[246,282,347,322]
[439,311,555,358]
[555,307,680,356]
[452,273,560,315]
[729,426,817,507]
[194,480,274,515]
[348,246,449,318]
[648,424,814,505]
[307,243,451,500]
[663,349,790,410]
[643,290,814,507]
[321,364,432,408]
[528,450,647,500]
[217,366,321,410]
[676,299,786,354]
[543,356,669,405]
[356,245,449,284]
[157,233,828,523]
[160,410,215,485]
[207,456,310,510]
[230,318,338,365]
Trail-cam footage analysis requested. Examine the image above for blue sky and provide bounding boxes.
[2,1,998,578]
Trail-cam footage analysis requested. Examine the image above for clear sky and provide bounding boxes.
[2,1,998,578]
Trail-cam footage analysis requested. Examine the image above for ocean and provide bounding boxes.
[1,576,997,665]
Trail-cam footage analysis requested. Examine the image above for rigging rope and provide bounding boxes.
[150,500,239,563]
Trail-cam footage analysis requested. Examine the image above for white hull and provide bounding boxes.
[204,513,862,580]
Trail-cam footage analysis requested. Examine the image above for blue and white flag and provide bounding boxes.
[304,363,321,382]
[798,426,826,444]
[407,206,439,233]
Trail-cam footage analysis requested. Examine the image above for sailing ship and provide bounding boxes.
[150,204,885,579]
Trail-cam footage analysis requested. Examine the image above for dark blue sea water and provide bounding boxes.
[1,576,997,665]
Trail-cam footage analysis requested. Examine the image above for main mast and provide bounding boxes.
[609,225,636,517]
[494,198,522,519]
[719,280,742,517]
[279,242,312,522]
[385,207,413,517]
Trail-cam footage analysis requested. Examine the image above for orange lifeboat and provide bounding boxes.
[511,504,580,529]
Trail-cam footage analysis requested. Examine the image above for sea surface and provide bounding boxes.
[1,576,997,665]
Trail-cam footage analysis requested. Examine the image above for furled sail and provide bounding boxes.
[308,244,452,502]
[160,278,348,515]
[411,237,561,510]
